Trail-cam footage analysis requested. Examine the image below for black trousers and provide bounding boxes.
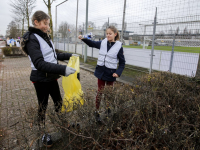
[33,80,62,121]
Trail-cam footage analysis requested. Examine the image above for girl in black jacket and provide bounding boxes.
[22,10,78,147]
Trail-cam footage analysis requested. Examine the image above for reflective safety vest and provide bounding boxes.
[97,38,122,69]
[28,33,57,70]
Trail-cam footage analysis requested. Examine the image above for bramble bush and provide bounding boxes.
[2,47,12,55]
[23,72,200,149]
[2,47,26,56]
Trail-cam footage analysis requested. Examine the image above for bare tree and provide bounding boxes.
[195,29,200,39]
[102,22,119,30]
[68,24,76,37]
[25,0,36,28]
[88,21,96,29]
[13,15,26,36]
[10,0,36,36]
[101,22,109,30]
[168,26,173,34]
[10,0,26,36]
[7,21,20,38]
[159,31,165,37]
[188,30,192,38]
[43,0,56,40]
[109,23,118,28]
[183,27,188,35]
[175,26,180,34]
[58,21,70,38]
[78,25,83,34]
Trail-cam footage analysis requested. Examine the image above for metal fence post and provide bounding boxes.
[149,7,157,74]
[92,48,93,58]
[75,0,79,54]
[143,25,146,49]
[84,0,89,63]
[121,0,127,43]
[68,35,69,52]
[58,38,59,50]
[169,33,176,72]
[64,37,66,51]
[55,6,57,49]
[82,42,84,58]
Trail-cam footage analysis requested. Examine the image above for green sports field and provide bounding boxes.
[122,45,200,53]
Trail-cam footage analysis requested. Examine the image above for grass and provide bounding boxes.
[57,49,149,79]
[79,56,97,66]
[79,56,148,78]
[123,45,200,53]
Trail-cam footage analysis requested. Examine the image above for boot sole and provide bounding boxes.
[43,143,53,148]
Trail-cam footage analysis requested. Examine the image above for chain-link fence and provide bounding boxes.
[54,0,200,77]
[2,1,200,149]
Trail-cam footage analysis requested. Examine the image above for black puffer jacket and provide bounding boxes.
[22,27,72,82]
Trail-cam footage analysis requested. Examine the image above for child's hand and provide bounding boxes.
[78,35,83,39]
[112,73,119,78]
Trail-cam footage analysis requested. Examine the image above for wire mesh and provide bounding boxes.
[54,0,200,77]
[2,0,200,149]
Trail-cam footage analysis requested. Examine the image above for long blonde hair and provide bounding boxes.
[106,26,120,41]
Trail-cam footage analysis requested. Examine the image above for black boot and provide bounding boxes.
[105,108,111,116]
[42,133,53,148]
[94,111,102,123]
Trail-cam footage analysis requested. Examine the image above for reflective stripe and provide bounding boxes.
[105,60,118,64]
[106,55,116,59]
[34,34,57,64]
[99,53,106,56]
[31,66,37,70]
[97,38,121,69]
[28,34,58,71]
[50,59,57,64]
[43,50,52,57]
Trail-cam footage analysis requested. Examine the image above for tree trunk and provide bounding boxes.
[48,0,53,41]
[22,18,25,36]
[26,0,30,28]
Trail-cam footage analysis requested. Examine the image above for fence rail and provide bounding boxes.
[54,0,200,77]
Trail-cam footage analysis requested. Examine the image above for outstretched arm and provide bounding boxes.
[78,35,101,49]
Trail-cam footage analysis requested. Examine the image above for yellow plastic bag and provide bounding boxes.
[61,56,84,112]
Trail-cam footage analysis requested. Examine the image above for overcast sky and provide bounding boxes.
[0,0,46,36]
[0,0,199,36]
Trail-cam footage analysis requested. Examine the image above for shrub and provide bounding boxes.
[2,47,12,55]
[23,72,200,149]
[2,47,25,56]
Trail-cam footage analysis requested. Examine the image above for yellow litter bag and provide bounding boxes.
[61,56,84,112]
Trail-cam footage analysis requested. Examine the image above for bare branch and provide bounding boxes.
[50,0,55,5]
[43,0,48,6]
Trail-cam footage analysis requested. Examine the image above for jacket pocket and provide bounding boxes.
[110,69,116,73]
[37,70,46,77]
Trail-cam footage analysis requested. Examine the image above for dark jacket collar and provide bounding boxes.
[28,27,51,39]
[108,41,115,46]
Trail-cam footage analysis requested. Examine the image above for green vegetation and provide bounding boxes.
[36,72,200,149]
[79,57,97,67]
[2,47,12,55]
[2,46,25,56]
[57,49,150,79]
[79,57,148,78]
[123,45,200,53]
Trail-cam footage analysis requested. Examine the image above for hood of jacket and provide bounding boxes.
[21,27,51,55]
